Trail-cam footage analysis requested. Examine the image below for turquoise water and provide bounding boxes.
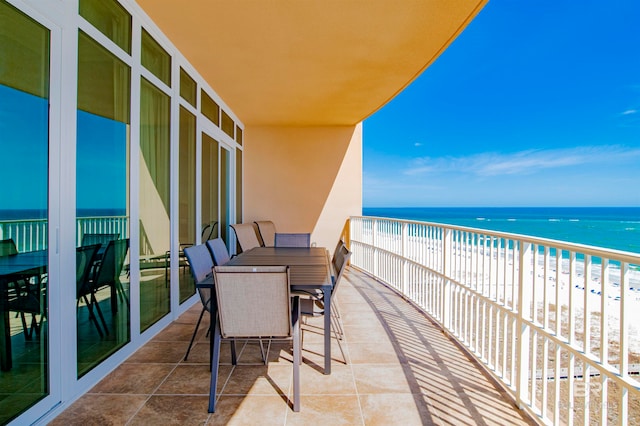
[362,207,640,254]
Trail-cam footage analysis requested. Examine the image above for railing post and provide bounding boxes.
[402,222,408,296]
[443,227,452,329]
[372,219,378,278]
[516,240,532,409]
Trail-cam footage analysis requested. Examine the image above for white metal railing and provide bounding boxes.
[0,216,128,252]
[349,216,640,426]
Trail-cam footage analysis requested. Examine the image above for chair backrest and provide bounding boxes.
[274,233,310,248]
[201,221,218,242]
[254,220,276,247]
[206,238,231,266]
[82,233,119,248]
[184,244,215,283]
[0,238,18,256]
[76,244,100,297]
[230,223,261,253]
[331,243,351,296]
[94,238,129,287]
[213,265,291,338]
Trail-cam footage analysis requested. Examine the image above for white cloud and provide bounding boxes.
[403,145,640,177]
[414,142,423,147]
[622,109,637,115]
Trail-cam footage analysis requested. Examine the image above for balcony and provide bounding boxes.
[49,266,532,425]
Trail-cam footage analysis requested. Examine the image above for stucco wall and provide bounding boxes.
[243,124,362,249]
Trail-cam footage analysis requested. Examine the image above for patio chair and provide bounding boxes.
[274,232,310,248]
[75,244,104,336]
[230,223,261,253]
[206,238,231,266]
[183,244,215,361]
[209,265,301,413]
[299,243,351,362]
[254,220,276,247]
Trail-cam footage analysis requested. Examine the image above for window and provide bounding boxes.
[179,67,196,107]
[141,28,171,86]
[79,0,131,54]
[201,89,220,126]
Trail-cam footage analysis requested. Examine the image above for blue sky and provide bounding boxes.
[363,0,640,207]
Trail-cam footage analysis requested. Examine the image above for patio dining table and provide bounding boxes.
[225,246,334,374]
[0,250,47,371]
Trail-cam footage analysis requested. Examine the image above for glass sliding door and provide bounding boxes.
[201,134,219,242]
[178,107,195,302]
[220,147,231,246]
[76,30,131,377]
[0,2,50,422]
[139,77,171,331]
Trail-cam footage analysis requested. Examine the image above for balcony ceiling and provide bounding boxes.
[137,0,486,126]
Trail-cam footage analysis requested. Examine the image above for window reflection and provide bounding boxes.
[139,77,171,330]
[76,30,131,377]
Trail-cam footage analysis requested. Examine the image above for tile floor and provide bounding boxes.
[49,268,535,425]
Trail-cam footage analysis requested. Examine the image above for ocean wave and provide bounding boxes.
[476,217,486,221]
[507,218,516,222]
[569,219,579,222]
[548,219,560,222]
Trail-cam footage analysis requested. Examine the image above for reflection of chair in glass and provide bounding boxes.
[209,265,301,413]
[75,244,104,336]
[274,233,311,248]
[2,238,45,339]
[299,243,351,362]
[81,233,119,250]
[183,244,215,361]
[201,221,218,242]
[90,239,130,317]
[230,223,261,253]
[0,238,18,256]
[254,220,276,247]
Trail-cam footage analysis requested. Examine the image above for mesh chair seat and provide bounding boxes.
[274,233,311,248]
[254,220,276,247]
[230,223,261,253]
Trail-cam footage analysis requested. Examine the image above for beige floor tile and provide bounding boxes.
[352,364,415,394]
[48,394,148,426]
[206,395,289,426]
[359,393,434,426]
[348,341,405,364]
[129,395,211,425]
[156,364,232,395]
[126,341,188,364]
[90,363,175,394]
[222,364,292,396]
[285,395,362,425]
[299,364,356,395]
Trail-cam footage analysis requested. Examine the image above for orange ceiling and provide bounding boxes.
[137,0,486,126]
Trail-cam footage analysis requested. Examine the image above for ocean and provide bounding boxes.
[362,207,640,254]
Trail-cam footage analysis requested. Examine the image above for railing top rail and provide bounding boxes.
[351,215,640,264]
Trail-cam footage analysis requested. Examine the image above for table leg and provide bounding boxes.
[1,304,11,371]
[322,284,332,375]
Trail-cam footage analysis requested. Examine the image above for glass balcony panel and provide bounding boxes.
[178,107,195,303]
[0,2,50,421]
[139,77,171,331]
[76,29,131,377]
[202,134,219,241]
